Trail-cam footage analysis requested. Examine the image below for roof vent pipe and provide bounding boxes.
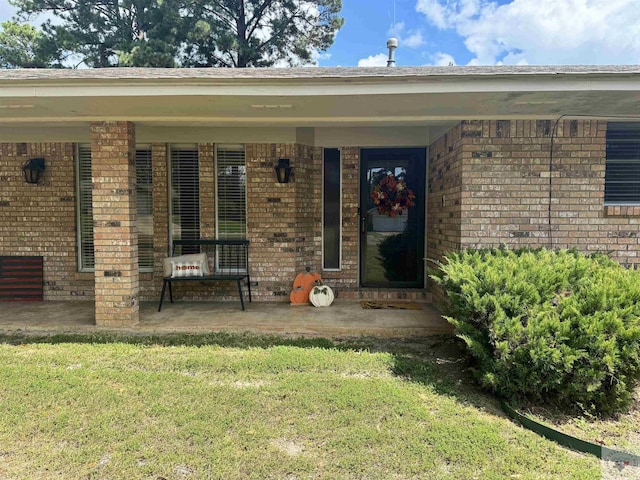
[386,38,398,67]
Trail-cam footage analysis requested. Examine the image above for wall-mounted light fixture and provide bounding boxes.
[22,157,45,185]
[274,158,293,184]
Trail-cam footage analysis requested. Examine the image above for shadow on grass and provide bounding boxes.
[0,330,500,416]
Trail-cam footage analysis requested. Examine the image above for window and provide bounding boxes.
[76,144,94,270]
[216,145,246,240]
[323,148,341,270]
[136,147,154,269]
[605,122,640,204]
[216,145,247,272]
[76,145,154,271]
[170,146,200,253]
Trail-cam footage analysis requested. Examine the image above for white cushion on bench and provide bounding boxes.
[163,253,211,277]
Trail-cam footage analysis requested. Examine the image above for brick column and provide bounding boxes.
[90,122,139,327]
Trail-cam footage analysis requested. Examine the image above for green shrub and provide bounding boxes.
[431,248,640,415]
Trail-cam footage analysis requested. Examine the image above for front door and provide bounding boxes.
[360,148,426,287]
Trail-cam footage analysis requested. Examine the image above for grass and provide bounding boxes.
[517,398,640,453]
[0,332,604,479]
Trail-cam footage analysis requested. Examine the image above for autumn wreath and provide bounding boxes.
[370,174,416,217]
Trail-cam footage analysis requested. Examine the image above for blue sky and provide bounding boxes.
[2,0,640,67]
[322,0,467,67]
[322,0,640,67]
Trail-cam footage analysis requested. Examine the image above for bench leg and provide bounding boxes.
[158,279,168,312]
[237,279,245,311]
[168,281,174,303]
[246,276,252,303]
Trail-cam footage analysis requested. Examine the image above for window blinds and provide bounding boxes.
[136,147,154,270]
[605,123,640,204]
[170,146,200,252]
[77,144,94,270]
[216,145,247,240]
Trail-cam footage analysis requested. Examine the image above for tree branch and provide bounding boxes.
[247,0,274,39]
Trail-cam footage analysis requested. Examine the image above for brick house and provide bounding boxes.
[1,66,640,326]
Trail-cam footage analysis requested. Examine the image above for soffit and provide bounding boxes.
[1,67,640,127]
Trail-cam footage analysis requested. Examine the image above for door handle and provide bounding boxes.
[361,216,367,234]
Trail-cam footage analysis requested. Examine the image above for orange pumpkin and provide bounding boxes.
[292,272,307,289]
[293,272,318,292]
[290,287,309,304]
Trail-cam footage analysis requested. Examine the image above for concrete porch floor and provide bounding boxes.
[0,300,453,338]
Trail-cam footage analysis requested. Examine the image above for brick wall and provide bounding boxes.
[244,143,322,300]
[427,124,464,265]
[293,144,322,274]
[0,140,165,304]
[429,120,640,269]
[0,142,94,300]
[1,139,432,309]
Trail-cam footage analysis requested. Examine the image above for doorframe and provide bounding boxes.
[358,147,427,288]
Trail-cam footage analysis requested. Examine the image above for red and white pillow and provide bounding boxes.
[170,260,205,278]
[163,253,211,277]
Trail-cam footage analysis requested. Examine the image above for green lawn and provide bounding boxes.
[0,334,602,479]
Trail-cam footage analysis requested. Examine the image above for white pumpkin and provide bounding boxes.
[309,285,334,307]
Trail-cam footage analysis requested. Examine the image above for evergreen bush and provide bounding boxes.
[431,248,640,415]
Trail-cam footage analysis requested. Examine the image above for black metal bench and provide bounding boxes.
[158,239,251,311]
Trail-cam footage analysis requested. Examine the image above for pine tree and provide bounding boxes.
[6,0,343,68]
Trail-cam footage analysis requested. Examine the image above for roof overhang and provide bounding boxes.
[1,66,640,128]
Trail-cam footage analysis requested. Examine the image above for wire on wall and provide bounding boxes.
[548,115,566,249]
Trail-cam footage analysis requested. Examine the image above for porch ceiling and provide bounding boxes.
[1,66,640,128]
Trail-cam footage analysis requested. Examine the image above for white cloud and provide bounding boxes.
[415,0,640,65]
[388,21,425,49]
[415,0,448,29]
[431,52,457,66]
[389,21,405,38]
[404,32,425,48]
[358,53,388,67]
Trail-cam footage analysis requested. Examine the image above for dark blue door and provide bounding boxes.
[360,148,426,287]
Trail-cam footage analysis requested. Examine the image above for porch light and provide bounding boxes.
[22,157,45,185]
[274,158,293,184]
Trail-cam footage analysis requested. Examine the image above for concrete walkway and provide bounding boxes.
[0,300,453,338]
